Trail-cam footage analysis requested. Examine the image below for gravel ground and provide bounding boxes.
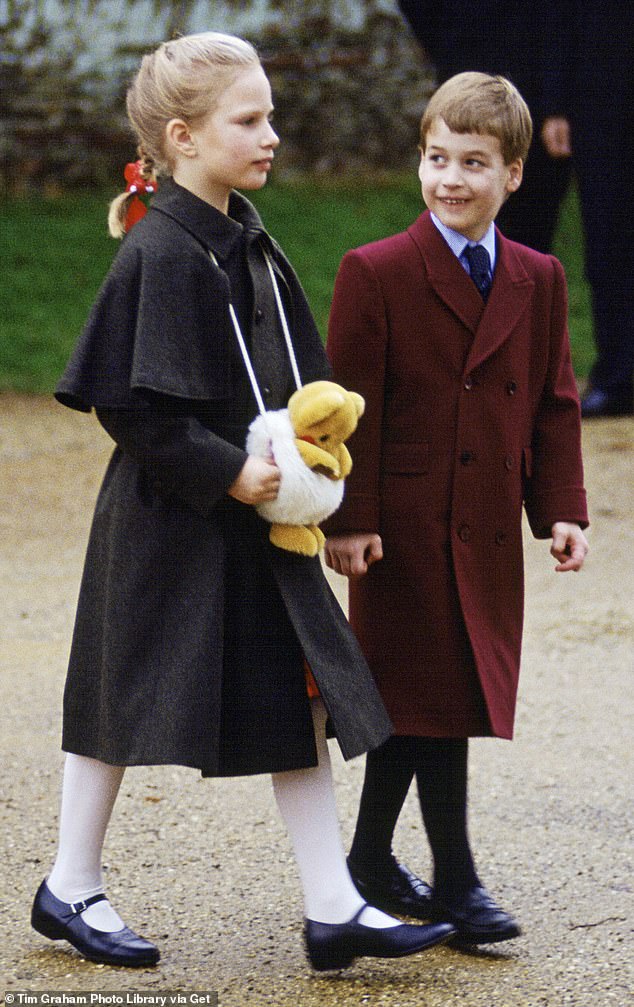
[0,394,632,1007]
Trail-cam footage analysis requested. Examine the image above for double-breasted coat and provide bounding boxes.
[326,211,588,739]
[55,180,392,776]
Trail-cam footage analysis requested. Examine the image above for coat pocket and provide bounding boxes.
[382,442,430,475]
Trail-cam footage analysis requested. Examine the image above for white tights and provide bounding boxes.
[47,754,125,932]
[272,699,397,926]
[46,701,397,931]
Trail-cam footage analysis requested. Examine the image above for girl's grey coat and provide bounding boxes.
[56,181,392,776]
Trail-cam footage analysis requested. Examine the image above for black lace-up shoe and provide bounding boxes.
[348,856,434,919]
[429,885,521,945]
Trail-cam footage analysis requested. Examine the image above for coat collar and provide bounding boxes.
[408,210,535,372]
[148,178,269,260]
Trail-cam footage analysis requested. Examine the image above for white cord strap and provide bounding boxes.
[262,248,303,393]
[209,246,302,416]
[226,300,267,415]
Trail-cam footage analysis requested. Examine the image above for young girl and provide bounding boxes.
[31,32,454,972]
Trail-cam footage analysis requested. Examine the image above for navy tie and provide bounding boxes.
[463,244,492,301]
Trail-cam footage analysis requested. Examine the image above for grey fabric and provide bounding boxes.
[57,182,392,776]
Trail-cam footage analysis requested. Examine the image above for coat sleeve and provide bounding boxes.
[524,256,589,537]
[96,406,248,517]
[324,249,388,534]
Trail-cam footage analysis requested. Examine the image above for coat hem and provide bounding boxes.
[60,742,321,778]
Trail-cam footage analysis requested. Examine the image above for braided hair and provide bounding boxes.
[108,32,259,237]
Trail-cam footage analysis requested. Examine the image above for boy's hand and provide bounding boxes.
[324,533,383,577]
[550,522,589,572]
[228,455,281,504]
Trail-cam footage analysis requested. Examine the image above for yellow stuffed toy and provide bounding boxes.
[246,380,365,556]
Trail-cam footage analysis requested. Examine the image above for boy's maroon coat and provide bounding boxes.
[327,211,588,739]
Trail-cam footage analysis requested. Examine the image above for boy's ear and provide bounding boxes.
[166,118,197,159]
[417,148,425,182]
[506,158,524,193]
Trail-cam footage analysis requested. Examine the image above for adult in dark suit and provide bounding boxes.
[398,0,573,253]
[543,2,634,416]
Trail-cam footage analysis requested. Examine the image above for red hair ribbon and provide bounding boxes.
[123,160,157,231]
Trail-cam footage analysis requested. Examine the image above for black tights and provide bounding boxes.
[349,736,480,896]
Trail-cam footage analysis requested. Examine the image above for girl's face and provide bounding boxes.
[170,64,279,212]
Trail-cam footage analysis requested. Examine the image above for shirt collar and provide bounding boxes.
[148,178,268,260]
[430,212,497,270]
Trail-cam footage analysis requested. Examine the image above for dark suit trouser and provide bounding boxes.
[500,148,634,397]
[576,166,634,395]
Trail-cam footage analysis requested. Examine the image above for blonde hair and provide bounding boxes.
[420,72,533,165]
[108,32,260,237]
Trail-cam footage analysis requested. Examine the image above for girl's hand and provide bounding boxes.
[324,533,383,577]
[228,455,281,504]
[550,522,589,572]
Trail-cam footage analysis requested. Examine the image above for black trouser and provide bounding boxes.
[500,134,634,398]
[576,165,634,396]
[349,735,480,895]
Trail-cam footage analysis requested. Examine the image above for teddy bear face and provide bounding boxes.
[301,408,357,447]
[288,381,365,447]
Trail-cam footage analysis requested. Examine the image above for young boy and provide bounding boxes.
[325,72,589,945]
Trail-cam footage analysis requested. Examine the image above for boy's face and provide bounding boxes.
[419,118,522,241]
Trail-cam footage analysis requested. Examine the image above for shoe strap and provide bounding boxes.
[69,893,107,915]
[348,902,370,926]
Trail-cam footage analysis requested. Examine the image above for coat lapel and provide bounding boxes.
[408,213,535,373]
[409,213,485,334]
[464,232,535,374]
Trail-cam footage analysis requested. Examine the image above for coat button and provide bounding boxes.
[263,386,272,398]
[495,530,507,546]
[458,523,471,542]
[506,380,518,395]
[460,450,475,465]
[255,307,264,323]
[464,375,474,390]
[504,454,515,470]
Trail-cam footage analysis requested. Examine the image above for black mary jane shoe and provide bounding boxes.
[31,880,160,967]
[348,855,434,920]
[304,903,456,971]
[429,885,521,946]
